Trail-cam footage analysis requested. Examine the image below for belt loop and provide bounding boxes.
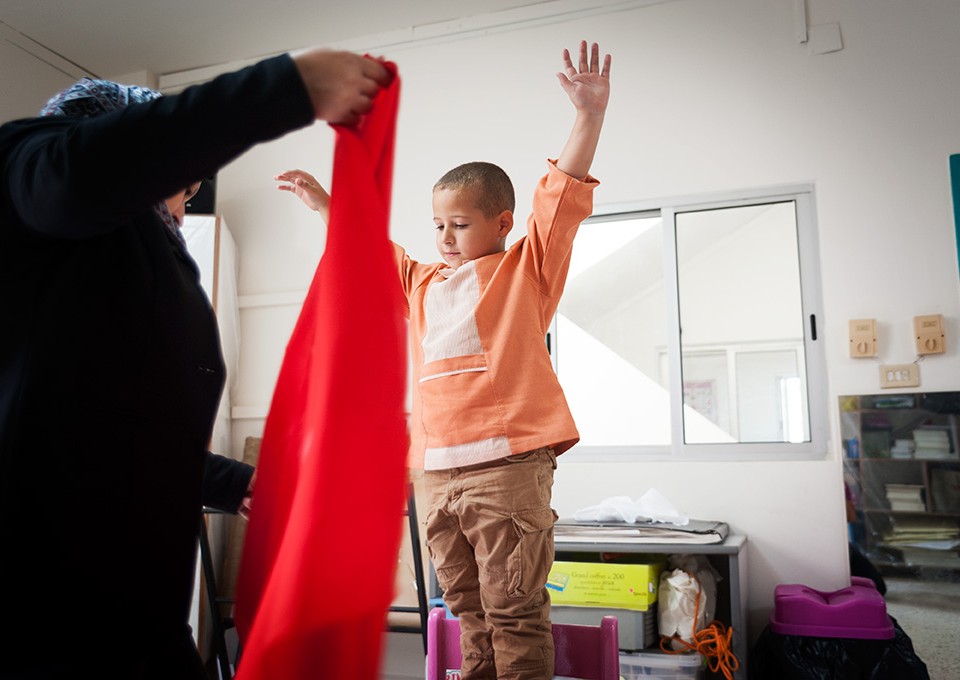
[546,447,557,470]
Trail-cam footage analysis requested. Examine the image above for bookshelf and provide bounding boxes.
[840,392,960,575]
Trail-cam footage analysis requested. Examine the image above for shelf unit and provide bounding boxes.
[554,535,748,680]
[428,535,748,679]
[840,392,960,575]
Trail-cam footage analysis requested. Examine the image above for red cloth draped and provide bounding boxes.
[234,63,407,680]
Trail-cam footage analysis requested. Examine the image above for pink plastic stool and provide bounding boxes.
[770,577,894,640]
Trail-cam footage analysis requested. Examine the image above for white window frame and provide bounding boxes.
[555,183,828,462]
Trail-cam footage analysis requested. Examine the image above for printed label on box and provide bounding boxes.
[547,560,665,610]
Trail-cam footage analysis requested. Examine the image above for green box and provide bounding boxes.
[547,559,665,611]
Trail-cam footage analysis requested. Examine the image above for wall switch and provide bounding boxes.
[879,363,920,388]
[849,318,877,358]
[914,314,945,355]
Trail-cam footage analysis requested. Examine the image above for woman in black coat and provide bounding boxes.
[0,49,389,679]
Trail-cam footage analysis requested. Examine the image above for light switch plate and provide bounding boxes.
[879,363,920,388]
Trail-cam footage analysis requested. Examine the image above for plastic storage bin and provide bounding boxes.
[770,577,894,640]
[619,649,704,680]
[551,604,656,651]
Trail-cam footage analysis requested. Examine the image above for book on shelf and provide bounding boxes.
[897,546,960,568]
[884,483,926,512]
[888,501,926,512]
[553,518,729,545]
[885,483,923,496]
[889,502,926,512]
[912,427,955,460]
[882,516,959,545]
[890,438,915,458]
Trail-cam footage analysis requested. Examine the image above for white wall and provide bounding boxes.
[0,28,153,123]
[0,37,77,122]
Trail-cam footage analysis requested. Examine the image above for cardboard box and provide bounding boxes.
[547,560,665,611]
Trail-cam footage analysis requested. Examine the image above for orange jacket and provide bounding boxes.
[396,161,599,470]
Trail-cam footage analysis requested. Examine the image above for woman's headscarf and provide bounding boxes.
[39,77,184,240]
[39,77,162,117]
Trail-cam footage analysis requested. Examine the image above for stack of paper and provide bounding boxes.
[882,517,958,545]
[553,519,730,545]
[897,546,960,568]
[883,516,960,568]
[912,428,953,460]
[884,483,926,512]
[559,492,729,545]
[889,439,915,459]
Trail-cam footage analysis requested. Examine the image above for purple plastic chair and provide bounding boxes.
[425,607,620,680]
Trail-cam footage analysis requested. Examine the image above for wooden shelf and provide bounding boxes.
[841,392,960,577]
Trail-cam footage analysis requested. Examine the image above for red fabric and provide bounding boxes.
[234,63,407,680]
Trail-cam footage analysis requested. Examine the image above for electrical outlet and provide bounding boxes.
[879,363,920,389]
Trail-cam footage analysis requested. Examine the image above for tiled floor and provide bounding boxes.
[883,576,960,680]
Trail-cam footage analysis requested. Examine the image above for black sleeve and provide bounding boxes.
[2,54,314,239]
[202,452,255,513]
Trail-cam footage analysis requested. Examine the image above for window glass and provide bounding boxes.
[556,215,671,446]
[553,187,826,460]
[675,202,811,444]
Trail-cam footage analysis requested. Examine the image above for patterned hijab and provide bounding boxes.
[39,78,184,241]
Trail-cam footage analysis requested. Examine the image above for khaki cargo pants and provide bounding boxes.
[424,447,558,680]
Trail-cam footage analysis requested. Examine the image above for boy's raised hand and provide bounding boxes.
[556,41,611,116]
[554,41,611,180]
[275,169,331,223]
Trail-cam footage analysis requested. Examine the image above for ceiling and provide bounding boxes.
[0,0,555,79]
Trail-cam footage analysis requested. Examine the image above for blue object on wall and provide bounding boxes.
[951,154,960,276]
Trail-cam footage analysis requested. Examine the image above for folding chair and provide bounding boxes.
[386,482,431,652]
[199,508,239,679]
[425,607,620,680]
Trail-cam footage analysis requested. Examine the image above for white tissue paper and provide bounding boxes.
[571,489,689,525]
[658,555,720,649]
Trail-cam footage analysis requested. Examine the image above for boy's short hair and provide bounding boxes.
[433,162,515,217]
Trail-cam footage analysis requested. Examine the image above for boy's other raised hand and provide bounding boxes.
[275,169,331,222]
[556,41,611,117]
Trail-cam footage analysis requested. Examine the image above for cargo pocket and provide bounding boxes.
[505,505,559,600]
[424,505,476,597]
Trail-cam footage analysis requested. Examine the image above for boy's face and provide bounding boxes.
[433,187,513,269]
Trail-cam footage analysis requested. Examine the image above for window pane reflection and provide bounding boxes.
[556,216,670,446]
[675,202,810,444]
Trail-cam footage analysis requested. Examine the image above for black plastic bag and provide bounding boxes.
[749,616,929,680]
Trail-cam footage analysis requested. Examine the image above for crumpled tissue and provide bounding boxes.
[658,555,720,649]
[571,489,689,525]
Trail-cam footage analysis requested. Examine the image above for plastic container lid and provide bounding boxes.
[770,581,894,640]
[619,650,704,668]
